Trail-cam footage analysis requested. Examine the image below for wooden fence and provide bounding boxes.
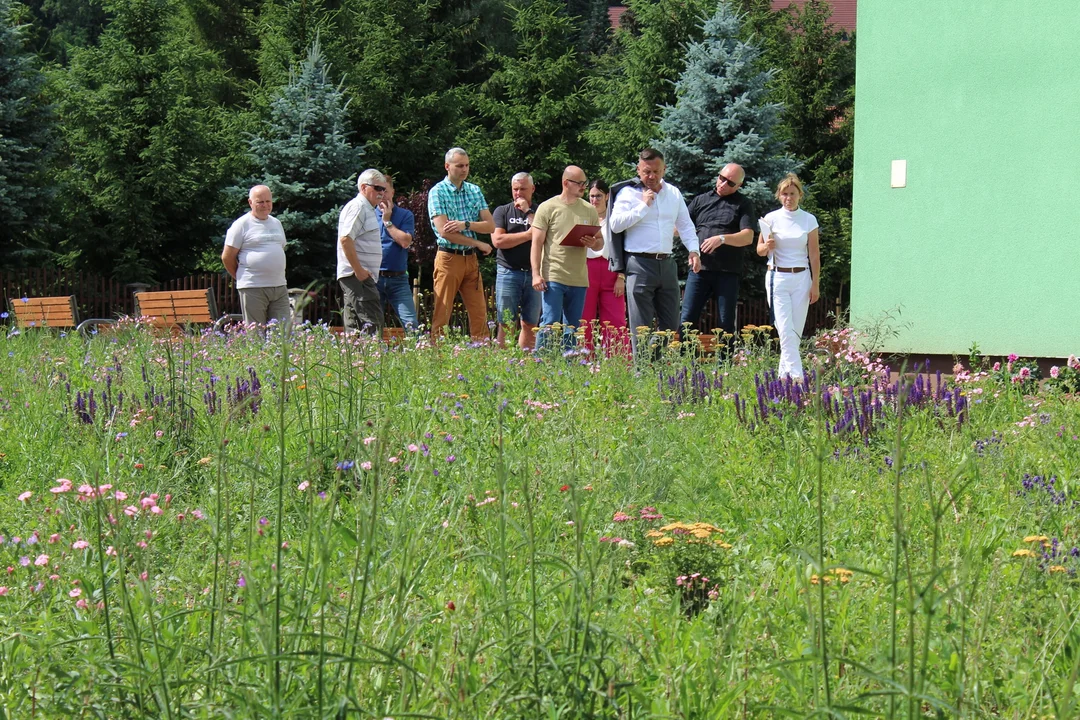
[2,268,836,335]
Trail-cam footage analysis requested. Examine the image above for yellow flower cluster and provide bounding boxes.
[1012,549,1037,558]
[810,568,854,585]
[1023,535,1050,544]
[650,522,732,548]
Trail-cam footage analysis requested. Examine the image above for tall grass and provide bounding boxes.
[0,322,1076,717]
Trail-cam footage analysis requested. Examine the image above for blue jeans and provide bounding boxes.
[377,274,417,331]
[536,281,587,352]
[494,266,542,327]
[680,270,739,335]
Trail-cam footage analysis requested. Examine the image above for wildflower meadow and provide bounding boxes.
[1,320,1078,718]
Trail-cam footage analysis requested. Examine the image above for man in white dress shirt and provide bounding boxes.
[607,148,700,351]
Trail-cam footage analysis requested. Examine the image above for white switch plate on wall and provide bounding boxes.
[891,160,907,188]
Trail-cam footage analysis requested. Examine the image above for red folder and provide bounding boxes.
[559,224,602,247]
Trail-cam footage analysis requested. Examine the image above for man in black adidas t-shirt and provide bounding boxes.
[492,172,541,348]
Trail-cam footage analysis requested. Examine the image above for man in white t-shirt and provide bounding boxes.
[222,185,290,324]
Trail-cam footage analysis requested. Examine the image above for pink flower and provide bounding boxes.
[124,506,138,517]
[363,436,376,446]
[17,491,32,502]
[105,546,117,556]
[388,456,400,464]
[51,478,73,494]
[407,444,419,452]
[1008,353,1018,362]
[140,497,155,509]
[0,587,8,596]
[360,461,372,471]
[34,554,49,567]
[192,510,205,520]
[139,572,148,581]
[1069,355,1079,369]
[72,540,89,550]
[176,513,185,522]
[150,506,162,515]
[992,362,1001,371]
[1051,366,1060,378]
[114,491,128,501]
[76,598,89,609]
[48,534,60,544]
[297,481,310,491]
[155,430,164,438]
[1019,367,1031,379]
[69,588,82,598]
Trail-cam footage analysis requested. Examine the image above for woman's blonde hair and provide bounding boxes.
[775,173,804,201]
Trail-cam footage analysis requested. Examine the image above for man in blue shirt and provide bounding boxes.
[376,176,417,331]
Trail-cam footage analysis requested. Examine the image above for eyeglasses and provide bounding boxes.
[567,178,588,187]
[372,185,387,193]
[717,175,740,187]
[588,194,606,200]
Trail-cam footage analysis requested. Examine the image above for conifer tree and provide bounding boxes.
[737,0,854,299]
[255,0,352,91]
[184,0,262,100]
[0,0,56,264]
[242,39,363,285]
[341,0,465,189]
[52,0,241,281]
[18,0,107,63]
[654,0,798,209]
[586,0,711,181]
[467,0,595,196]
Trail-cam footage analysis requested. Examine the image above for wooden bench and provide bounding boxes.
[7,295,115,335]
[134,288,238,333]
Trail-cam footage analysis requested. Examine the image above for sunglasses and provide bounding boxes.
[363,184,387,193]
[718,175,740,187]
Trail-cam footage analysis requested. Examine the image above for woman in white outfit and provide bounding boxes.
[757,174,820,380]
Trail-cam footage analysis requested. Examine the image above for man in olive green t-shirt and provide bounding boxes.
[530,165,604,351]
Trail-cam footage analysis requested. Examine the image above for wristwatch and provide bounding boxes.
[719,235,726,245]
[464,220,471,231]
[384,220,394,229]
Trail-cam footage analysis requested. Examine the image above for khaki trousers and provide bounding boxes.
[431,251,488,342]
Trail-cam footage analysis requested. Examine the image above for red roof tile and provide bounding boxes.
[770,0,856,32]
[607,1,855,33]
[608,4,629,29]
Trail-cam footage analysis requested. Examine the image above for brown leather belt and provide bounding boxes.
[769,266,807,273]
[628,251,672,260]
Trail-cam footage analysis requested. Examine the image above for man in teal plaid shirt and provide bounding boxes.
[427,147,495,342]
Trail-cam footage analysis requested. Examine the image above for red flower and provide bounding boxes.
[445,601,456,612]
[559,484,570,492]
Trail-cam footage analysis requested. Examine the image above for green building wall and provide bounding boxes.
[850,1,1080,357]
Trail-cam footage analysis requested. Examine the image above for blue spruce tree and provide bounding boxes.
[0,0,56,264]
[655,0,798,209]
[244,39,363,285]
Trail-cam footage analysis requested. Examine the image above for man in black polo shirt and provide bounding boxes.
[492,172,541,348]
[680,163,757,338]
